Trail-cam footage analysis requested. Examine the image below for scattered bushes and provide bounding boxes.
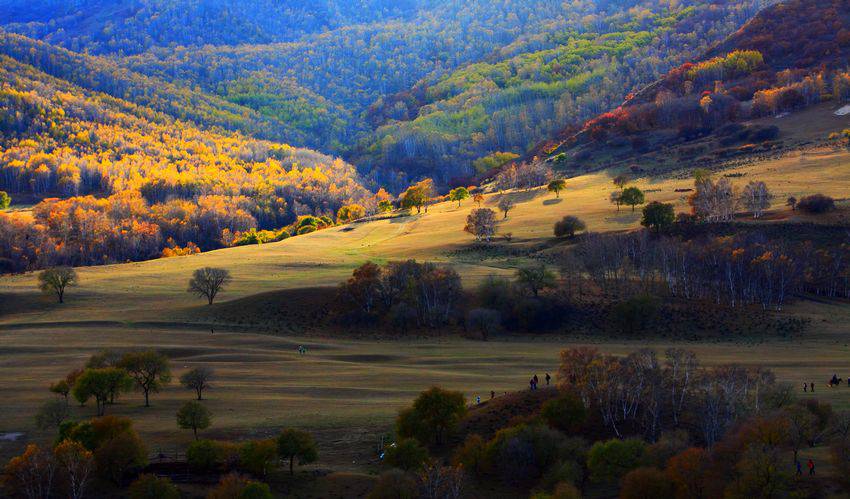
[554,216,586,238]
[610,294,661,335]
[208,473,272,499]
[128,474,180,499]
[484,423,583,485]
[465,307,502,340]
[338,260,463,328]
[797,193,836,214]
[587,438,647,483]
[383,438,429,471]
[541,393,588,434]
[396,387,467,446]
[367,469,419,499]
[239,440,278,477]
[187,439,220,473]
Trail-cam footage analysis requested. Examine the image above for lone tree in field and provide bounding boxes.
[0,191,10,209]
[498,197,515,219]
[548,179,567,198]
[554,215,586,238]
[613,174,630,190]
[449,187,470,207]
[610,191,623,212]
[118,351,171,407]
[188,267,231,305]
[396,387,467,446]
[786,196,797,211]
[464,208,497,242]
[180,367,214,400]
[620,187,645,212]
[473,193,484,207]
[38,267,78,303]
[277,429,318,475]
[516,264,557,297]
[641,202,675,234]
[176,401,211,439]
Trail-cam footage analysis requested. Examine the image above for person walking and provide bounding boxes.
[811,382,815,392]
[808,459,815,476]
[545,373,551,386]
[796,460,802,476]
[803,382,807,393]
[490,390,495,400]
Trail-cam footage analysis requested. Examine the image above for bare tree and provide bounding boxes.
[37,267,78,303]
[497,198,515,219]
[741,181,773,218]
[689,177,738,222]
[464,208,497,242]
[419,461,465,499]
[54,441,93,499]
[188,267,231,305]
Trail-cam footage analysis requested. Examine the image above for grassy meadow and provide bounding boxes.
[3,141,850,325]
[2,122,850,483]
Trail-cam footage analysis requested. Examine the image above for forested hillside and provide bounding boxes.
[0,55,371,271]
[543,0,850,173]
[0,0,427,55]
[0,0,775,188]
[355,0,773,186]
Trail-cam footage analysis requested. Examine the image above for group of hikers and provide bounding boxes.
[529,373,551,390]
[470,372,554,407]
[797,458,816,476]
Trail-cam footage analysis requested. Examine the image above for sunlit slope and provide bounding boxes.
[3,145,850,325]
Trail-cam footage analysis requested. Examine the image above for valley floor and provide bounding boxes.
[2,295,850,469]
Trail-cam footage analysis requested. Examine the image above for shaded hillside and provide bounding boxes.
[0,0,425,55]
[540,0,850,174]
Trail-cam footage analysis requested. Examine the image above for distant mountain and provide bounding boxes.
[539,0,850,175]
[353,0,773,187]
[0,0,775,190]
[0,0,425,55]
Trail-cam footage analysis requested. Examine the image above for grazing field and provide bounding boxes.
[2,138,850,492]
[3,301,850,466]
[2,144,850,326]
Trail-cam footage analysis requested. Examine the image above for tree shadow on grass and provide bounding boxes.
[604,212,641,225]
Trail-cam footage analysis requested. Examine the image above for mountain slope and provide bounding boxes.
[354,0,772,186]
[540,0,850,174]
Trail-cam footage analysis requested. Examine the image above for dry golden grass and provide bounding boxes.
[3,142,850,325]
[3,129,850,479]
